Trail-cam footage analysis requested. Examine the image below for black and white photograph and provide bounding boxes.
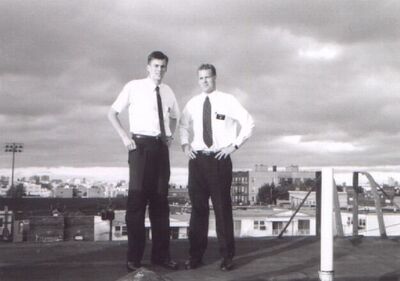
[1,1,400,281]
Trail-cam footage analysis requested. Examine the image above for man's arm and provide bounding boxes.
[108,108,136,151]
[166,92,180,147]
[165,117,178,147]
[181,143,197,159]
[169,117,177,135]
[215,96,254,160]
[178,104,197,159]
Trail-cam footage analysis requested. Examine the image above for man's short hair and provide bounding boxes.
[198,64,217,76]
[148,51,169,65]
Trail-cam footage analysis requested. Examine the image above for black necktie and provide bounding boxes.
[203,96,213,147]
[156,86,166,142]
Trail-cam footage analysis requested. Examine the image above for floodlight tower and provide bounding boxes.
[4,143,24,188]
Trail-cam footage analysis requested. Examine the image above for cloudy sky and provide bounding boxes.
[1,1,400,181]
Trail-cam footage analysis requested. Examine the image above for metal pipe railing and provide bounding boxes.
[319,168,334,281]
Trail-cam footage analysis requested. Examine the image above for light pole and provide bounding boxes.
[4,143,24,188]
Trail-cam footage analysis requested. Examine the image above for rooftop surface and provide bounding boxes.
[0,237,399,281]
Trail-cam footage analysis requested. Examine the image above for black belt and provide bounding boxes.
[196,150,217,156]
[132,134,162,141]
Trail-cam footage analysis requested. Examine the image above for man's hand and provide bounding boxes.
[215,145,236,160]
[165,136,174,147]
[108,108,136,151]
[122,136,136,151]
[182,144,197,159]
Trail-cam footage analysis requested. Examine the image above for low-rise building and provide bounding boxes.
[53,187,73,198]
[27,215,64,242]
[340,210,400,236]
[288,190,348,209]
[86,187,105,198]
[0,186,9,197]
[94,210,190,241]
[208,208,316,238]
[24,182,52,197]
[64,215,95,241]
[110,183,129,197]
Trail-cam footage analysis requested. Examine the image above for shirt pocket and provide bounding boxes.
[213,111,228,133]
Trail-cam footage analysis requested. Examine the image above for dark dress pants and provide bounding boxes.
[187,153,234,262]
[125,137,171,264]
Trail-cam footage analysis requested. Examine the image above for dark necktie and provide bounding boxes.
[203,96,213,147]
[156,86,166,142]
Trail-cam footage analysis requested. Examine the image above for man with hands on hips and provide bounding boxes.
[108,51,179,272]
[179,64,254,271]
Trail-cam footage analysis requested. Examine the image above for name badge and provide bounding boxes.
[216,114,225,120]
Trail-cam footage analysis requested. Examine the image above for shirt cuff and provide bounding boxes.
[181,140,190,146]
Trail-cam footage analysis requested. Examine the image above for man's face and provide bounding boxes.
[198,69,216,93]
[147,59,168,83]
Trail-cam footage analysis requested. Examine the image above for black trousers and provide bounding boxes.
[187,153,234,262]
[126,136,171,264]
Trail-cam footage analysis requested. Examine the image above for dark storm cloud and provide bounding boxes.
[1,0,400,169]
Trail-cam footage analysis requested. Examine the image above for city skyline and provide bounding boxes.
[2,165,400,187]
[1,1,400,171]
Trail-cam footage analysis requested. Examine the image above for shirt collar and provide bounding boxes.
[146,77,162,89]
[201,90,218,98]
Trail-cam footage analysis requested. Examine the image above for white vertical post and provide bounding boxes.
[319,168,334,281]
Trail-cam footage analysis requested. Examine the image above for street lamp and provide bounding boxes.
[4,143,24,188]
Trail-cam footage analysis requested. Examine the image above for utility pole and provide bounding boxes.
[4,143,24,188]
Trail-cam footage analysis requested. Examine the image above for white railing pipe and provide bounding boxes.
[319,168,334,281]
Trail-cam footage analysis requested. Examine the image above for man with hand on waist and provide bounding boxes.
[179,64,254,271]
[108,51,179,272]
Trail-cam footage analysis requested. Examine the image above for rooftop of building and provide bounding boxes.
[0,236,398,281]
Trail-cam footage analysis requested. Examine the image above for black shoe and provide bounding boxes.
[184,259,203,270]
[127,261,141,272]
[152,259,179,270]
[220,258,234,271]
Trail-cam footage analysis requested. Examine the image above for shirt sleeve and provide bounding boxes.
[111,82,131,113]
[229,96,255,148]
[169,91,180,120]
[178,102,192,146]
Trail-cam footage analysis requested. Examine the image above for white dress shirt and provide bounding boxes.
[179,90,254,151]
[112,78,180,137]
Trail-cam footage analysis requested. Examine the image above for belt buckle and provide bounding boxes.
[202,150,213,156]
